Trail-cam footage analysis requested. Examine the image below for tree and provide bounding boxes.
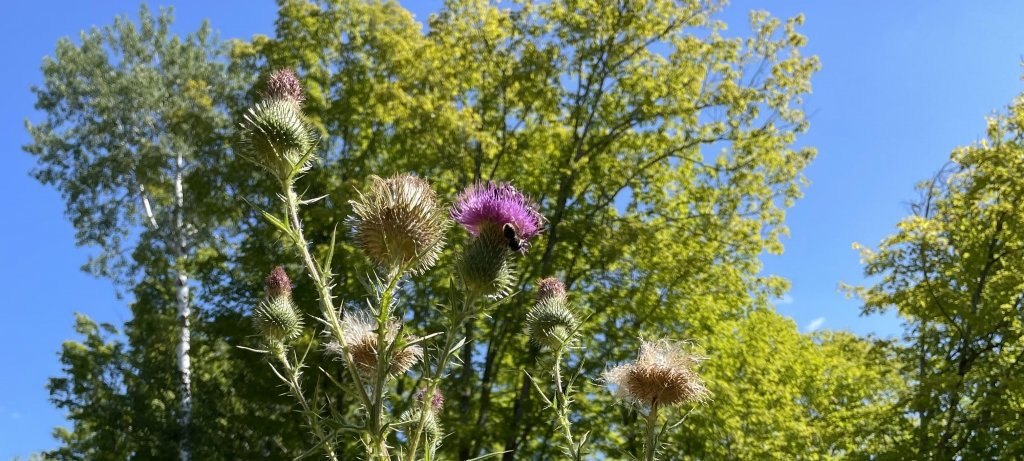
[852,96,1024,459]
[25,6,253,460]
[30,1,905,459]
[230,1,897,459]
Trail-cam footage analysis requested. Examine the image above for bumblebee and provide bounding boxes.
[503,223,524,252]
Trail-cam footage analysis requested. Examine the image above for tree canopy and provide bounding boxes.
[851,96,1024,460]
[26,1,1008,460]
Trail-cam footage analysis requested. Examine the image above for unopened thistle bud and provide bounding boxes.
[326,311,423,379]
[349,174,449,275]
[525,278,576,350]
[239,69,317,181]
[265,68,305,106]
[604,340,710,408]
[451,182,545,297]
[253,267,303,342]
[253,296,303,342]
[414,387,445,414]
[535,277,567,303]
[265,266,292,298]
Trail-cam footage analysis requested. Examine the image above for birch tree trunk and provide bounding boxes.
[174,151,193,461]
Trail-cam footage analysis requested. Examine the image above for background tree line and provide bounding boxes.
[23,1,1023,459]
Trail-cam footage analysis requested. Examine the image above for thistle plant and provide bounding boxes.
[238,69,709,461]
[605,340,711,461]
[524,277,587,460]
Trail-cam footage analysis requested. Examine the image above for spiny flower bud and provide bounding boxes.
[604,340,710,408]
[326,311,423,379]
[535,277,567,303]
[348,174,449,276]
[414,387,445,413]
[525,281,577,350]
[265,68,305,105]
[265,266,292,298]
[239,72,317,181]
[400,407,444,452]
[253,295,303,342]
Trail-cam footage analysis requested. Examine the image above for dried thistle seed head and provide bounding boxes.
[451,181,546,254]
[253,296,303,342]
[525,297,577,350]
[604,340,710,408]
[388,338,424,376]
[326,311,423,378]
[457,228,516,298]
[265,68,305,105]
[349,174,449,275]
[535,277,567,303]
[239,97,317,180]
[265,266,292,299]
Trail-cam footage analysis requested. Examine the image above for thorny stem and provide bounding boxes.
[552,346,583,461]
[644,403,661,461]
[367,269,404,461]
[275,348,340,461]
[406,295,477,461]
[281,184,380,460]
[284,186,373,408]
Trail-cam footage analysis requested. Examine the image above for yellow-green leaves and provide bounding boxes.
[852,97,1024,459]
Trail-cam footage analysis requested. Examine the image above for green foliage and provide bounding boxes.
[852,96,1024,460]
[233,1,892,459]
[26,6,308,460]
[28,1,908,460]
[25,4,245,286]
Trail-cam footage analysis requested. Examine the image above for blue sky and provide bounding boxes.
[3,1,1024,458]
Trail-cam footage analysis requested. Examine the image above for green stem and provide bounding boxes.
[405,295,476,460]
[644,403,660,461]
[368,270,404,461]
[552,346,582,461]
[276,349,340,461]
[283,186,373,410]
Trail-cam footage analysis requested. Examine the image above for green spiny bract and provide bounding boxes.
[526,297,578,350]
[253,295,303,343]
[348,174,450,276]
[456,226,517,299]
[401,408,444,456]
[239,97,317,181]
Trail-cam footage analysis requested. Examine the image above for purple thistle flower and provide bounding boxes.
[451,182,545,253]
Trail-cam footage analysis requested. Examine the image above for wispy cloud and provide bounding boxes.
[773,294,794,306]
[9,411,21,419]
[805,317,826,332]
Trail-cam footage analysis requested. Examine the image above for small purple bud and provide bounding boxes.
[536,277,566,302]
[266,266,292,298]
[266,68,305,104]
[415,387,445,413]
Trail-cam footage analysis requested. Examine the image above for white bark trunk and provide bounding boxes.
[174,151,192,461]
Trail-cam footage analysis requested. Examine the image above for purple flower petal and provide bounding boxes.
[451,182,546,250]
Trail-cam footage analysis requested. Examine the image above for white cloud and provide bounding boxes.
[773,294,794,305]
[805,317,826,332]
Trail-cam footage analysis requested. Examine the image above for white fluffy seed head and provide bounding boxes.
[604,340,710,408]
[326,310,423,379]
